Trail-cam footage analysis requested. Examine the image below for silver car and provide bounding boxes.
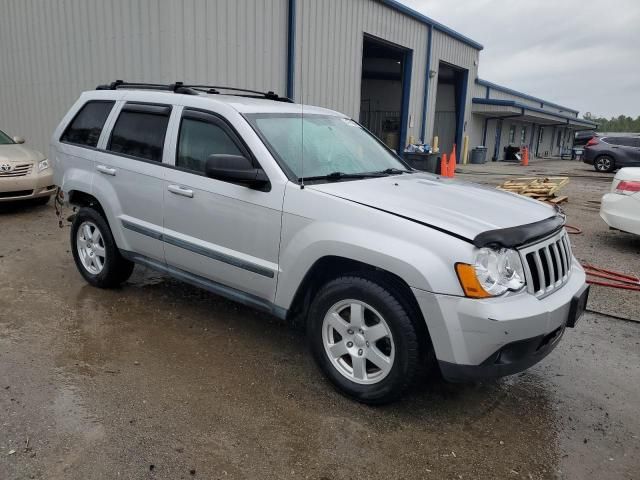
[52,82,589,404]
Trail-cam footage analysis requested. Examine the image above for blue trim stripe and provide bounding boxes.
[399,49,413,153]
[420,25,433,141]
[476,79,579,115]
[122,220,275,278]
[286,0,296,100]
[472,98,597,127]
[381,0,483,51]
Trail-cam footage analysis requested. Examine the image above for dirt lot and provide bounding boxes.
[1,159,639,479]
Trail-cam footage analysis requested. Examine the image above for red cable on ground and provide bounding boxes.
[582,263,640,291]
[565,225,582,234]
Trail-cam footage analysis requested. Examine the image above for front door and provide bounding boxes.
[162,107,282,302]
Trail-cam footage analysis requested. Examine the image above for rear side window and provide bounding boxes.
[60,100,115,147]
[107,103,171,162]
[176,116,243,174]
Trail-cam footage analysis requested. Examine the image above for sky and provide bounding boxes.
[400,0,640,118]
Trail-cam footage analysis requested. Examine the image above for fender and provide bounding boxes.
[275,217,469,310]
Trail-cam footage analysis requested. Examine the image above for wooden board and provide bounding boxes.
[497,176,569,204]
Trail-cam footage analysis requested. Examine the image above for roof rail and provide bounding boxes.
[95,80,293,102]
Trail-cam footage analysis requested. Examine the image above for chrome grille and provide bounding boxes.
[0,163,33,177]
[519,229,572,298]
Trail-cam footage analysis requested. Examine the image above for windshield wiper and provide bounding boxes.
[375,168,412,175]
[300,171,386,182]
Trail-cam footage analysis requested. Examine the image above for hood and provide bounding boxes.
[0,144,45,164]
[308,173,558,242]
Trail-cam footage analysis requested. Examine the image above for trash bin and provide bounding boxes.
[404,152,439,173]
[470,146,488,164]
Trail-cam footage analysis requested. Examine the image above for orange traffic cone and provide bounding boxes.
[440,153,449,177]
[522,146,529,166]
[450,144,457,177]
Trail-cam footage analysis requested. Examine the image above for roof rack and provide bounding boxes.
[95,80,293,102]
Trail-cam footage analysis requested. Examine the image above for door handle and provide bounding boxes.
[168,184,194,198]
[96,164,116,176]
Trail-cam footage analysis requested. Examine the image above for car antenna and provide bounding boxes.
[299,0,305,190]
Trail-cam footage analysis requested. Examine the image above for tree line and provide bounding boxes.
[583,113,640,133]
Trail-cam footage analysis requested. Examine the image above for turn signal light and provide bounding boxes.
[615,180,640,195]
[455,263,492,298]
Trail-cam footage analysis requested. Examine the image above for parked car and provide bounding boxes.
[52,82,589,404]
[583,135,640,172]
[571,131,597,159]
[0,129,55,204]
[600,167,640,236]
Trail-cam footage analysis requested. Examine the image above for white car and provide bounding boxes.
[600,168,640,236]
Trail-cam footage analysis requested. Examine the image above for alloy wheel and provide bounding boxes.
[322,299,395,385]
[76,221,106,274]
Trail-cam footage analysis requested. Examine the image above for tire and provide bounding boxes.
[307,275,422,404]
[71,207,134,288]
[594,155,615,173]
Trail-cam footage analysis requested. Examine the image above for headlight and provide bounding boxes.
[38,159,49,172]
[456,248,526,298]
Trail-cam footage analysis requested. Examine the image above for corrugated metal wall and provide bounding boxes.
[293,0,429,142]
[425,30,478,142]
[0,0,288,152]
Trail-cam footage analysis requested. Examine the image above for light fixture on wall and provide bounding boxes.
[429,70,437,78]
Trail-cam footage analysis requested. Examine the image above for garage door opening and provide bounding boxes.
[360,35,411,153]
[433,62,468,161]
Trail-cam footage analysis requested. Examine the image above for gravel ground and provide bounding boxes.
[1,160,639,479]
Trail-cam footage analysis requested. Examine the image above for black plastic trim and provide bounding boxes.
[473,215,565,249]
[121,220,275,278]
[439,325,566,382]
[120,250,286,319]
[121,102,172,116]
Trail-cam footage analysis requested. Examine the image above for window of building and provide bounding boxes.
[176,116,243,174]
[107,104,171,162]
[557,130,562,147]
[60,101,115,147]
[520,126,527,144]
[508,124,516,144]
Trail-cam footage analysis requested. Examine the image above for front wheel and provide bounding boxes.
[71,207,134,288]
[594,155,615,172]
[307,276,422,404]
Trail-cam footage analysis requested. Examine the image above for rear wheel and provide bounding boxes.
[307,276,422,404]
[594,155,615,172]
[71,207,134,288]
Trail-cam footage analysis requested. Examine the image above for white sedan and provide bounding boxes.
[600,167,640,236]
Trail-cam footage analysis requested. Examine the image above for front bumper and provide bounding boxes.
[0,169,55,202]
[412,260,587,381]
[600,193,640,236]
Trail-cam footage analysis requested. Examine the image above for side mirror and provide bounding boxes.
[205,154,269,189]
[13,136,25,144]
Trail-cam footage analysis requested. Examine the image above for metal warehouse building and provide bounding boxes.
[0,0,596,160]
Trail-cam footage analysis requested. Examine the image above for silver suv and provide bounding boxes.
[52,81,589,404]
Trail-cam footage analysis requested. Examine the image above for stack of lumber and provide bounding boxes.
[497,177,569,204]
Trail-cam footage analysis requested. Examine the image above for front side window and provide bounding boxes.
[177,116,243,174]
[107,104,170,162]
[508,125,516,144]
[0,130,14,145]
[61,100,115,147]
[247,114,409,180]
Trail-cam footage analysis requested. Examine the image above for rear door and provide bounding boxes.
[618,137,640,166]
[162,107,282,302]
[93,101,173,262]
